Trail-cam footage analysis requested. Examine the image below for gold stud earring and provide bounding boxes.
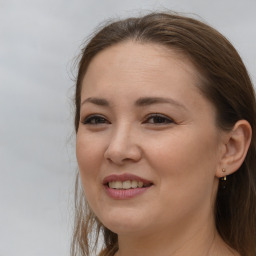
[221,168,227,181]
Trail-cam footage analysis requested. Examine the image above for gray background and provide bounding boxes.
[0,0,255,255]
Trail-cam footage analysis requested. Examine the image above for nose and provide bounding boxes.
[104,125,142,165]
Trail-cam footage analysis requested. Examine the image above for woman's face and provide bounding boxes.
[76,41,225,236]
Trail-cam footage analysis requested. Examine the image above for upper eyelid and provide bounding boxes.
[84,113,106,118]
[81,114,109,123]
[144,113,174,121]
[146,113,172,118]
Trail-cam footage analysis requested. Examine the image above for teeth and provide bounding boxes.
[108,180,145,189]
[123,180,131,189]
[131,180,138,188]
[109,181,122,189]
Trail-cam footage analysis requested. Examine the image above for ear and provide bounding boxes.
[216,120,252,178]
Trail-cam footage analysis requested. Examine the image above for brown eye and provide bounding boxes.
[144,114,174,125]
[82,115,110,125]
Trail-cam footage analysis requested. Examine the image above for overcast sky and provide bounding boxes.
[0,0,255,255]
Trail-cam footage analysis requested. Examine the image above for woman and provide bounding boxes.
[71,12,256,256]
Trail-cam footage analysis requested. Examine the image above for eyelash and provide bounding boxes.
[81,113,174,126]
[82,115,109,125]
[143,113,174,125]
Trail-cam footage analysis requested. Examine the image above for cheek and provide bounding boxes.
[76,132,108,216]
[154,129,218,173]
[146,129,219,198]
[76,133,105,188]
[146,134,219,223]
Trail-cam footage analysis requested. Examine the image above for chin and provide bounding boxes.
[97,207,152,235]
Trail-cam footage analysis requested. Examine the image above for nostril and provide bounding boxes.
[104,143,142,164]
[104,149,126,165]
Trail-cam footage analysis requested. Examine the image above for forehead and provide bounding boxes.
[81,41,201,97]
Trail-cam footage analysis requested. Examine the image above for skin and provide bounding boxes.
[76,41,242,256]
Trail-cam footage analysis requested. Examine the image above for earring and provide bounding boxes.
[221,168,227,181]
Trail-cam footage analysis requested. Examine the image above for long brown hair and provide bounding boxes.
[71,12,256,256]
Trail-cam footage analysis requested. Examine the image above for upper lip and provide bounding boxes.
[103,173,153,185]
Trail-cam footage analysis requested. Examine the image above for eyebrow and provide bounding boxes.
[81,96,187,110]
[81,97,109,106]
[135,97,186,109]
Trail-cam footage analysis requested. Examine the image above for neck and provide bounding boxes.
[115,216,238,256]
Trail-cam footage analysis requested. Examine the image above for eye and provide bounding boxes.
[82,115,110,125]
[143,114,174,125]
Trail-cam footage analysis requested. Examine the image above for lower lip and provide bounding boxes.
[104,185,152,199]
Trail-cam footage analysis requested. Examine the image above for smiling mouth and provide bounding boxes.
[107,180,152,189]
[103,174,153,199]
